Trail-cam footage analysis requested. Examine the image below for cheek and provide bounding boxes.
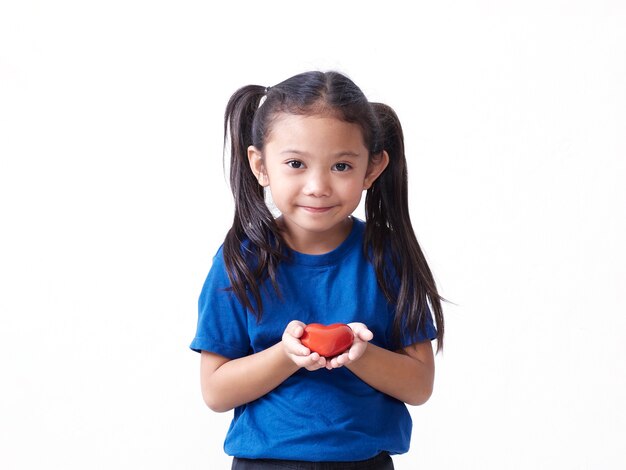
[341,178,368,196]
[267,182,295,206]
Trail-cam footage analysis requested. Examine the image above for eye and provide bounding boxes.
[333,162,351,172]
[287,160,304,169]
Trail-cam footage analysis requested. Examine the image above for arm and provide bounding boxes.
[328,324,435,406]
[200,321,327,412]
[345,341,435,406]
[200,344,297,413]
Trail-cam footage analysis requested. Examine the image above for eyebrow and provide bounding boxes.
[280,149,362,158]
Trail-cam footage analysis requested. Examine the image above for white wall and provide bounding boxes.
[1,1,624,468]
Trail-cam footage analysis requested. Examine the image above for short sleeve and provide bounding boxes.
[400,304,438,348]
[189,246,251,359]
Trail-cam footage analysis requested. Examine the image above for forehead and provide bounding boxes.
[265,113,367,153]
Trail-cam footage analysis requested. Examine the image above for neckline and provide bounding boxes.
[285,218,364,267]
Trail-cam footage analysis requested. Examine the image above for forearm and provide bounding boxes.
[346,343,434,405]
[202,343,300,412]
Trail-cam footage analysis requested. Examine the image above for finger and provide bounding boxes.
[288,320,305,338]
[315,357,328,370]
[348,322,372,341]
[284,334,310,356]
[358,328,374,341]
[304,353,326,371]
[336,352,350,366]
[328,356,344,369]
[348,343,366,361]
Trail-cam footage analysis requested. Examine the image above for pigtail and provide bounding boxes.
[222,85,284,317]
[366,103,445,352]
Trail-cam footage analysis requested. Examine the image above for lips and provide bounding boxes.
[300,205,333,213]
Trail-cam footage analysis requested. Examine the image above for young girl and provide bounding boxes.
[191,71,444,469]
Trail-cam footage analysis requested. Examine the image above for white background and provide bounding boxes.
[1,1,625,469]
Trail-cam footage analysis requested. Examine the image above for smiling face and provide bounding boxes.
[248,113,388,254]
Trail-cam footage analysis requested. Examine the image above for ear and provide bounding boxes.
[363,151,390,190]
[247,145,269,187]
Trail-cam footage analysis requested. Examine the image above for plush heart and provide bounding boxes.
[300,323,354,358]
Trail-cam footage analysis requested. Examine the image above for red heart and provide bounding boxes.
[300,323,354,358]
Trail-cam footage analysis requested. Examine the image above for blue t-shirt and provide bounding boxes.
[190,218,437,461]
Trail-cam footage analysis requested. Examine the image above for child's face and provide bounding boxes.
[248,113,388,252]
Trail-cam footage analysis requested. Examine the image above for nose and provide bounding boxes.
[302,170,331,197]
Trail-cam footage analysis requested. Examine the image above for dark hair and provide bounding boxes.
[222,71,445,351]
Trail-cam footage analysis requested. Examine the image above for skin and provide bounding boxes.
[200,113,435,413]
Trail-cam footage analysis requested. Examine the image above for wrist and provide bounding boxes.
[277,340,303,371]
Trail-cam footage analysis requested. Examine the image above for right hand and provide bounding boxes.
[281,320,327,371]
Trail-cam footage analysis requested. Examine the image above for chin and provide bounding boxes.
[295,217,350,233]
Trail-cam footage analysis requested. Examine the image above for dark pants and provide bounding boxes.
[231,452,394,469]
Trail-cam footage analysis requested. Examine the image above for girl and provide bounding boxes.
[191,71,444,469]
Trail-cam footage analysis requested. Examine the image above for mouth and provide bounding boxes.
[299,205,334,213]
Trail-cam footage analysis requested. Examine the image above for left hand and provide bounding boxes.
[325,322,373,370]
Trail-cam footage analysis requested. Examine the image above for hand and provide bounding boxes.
[281,320,327,371]
[325,322,373,369]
